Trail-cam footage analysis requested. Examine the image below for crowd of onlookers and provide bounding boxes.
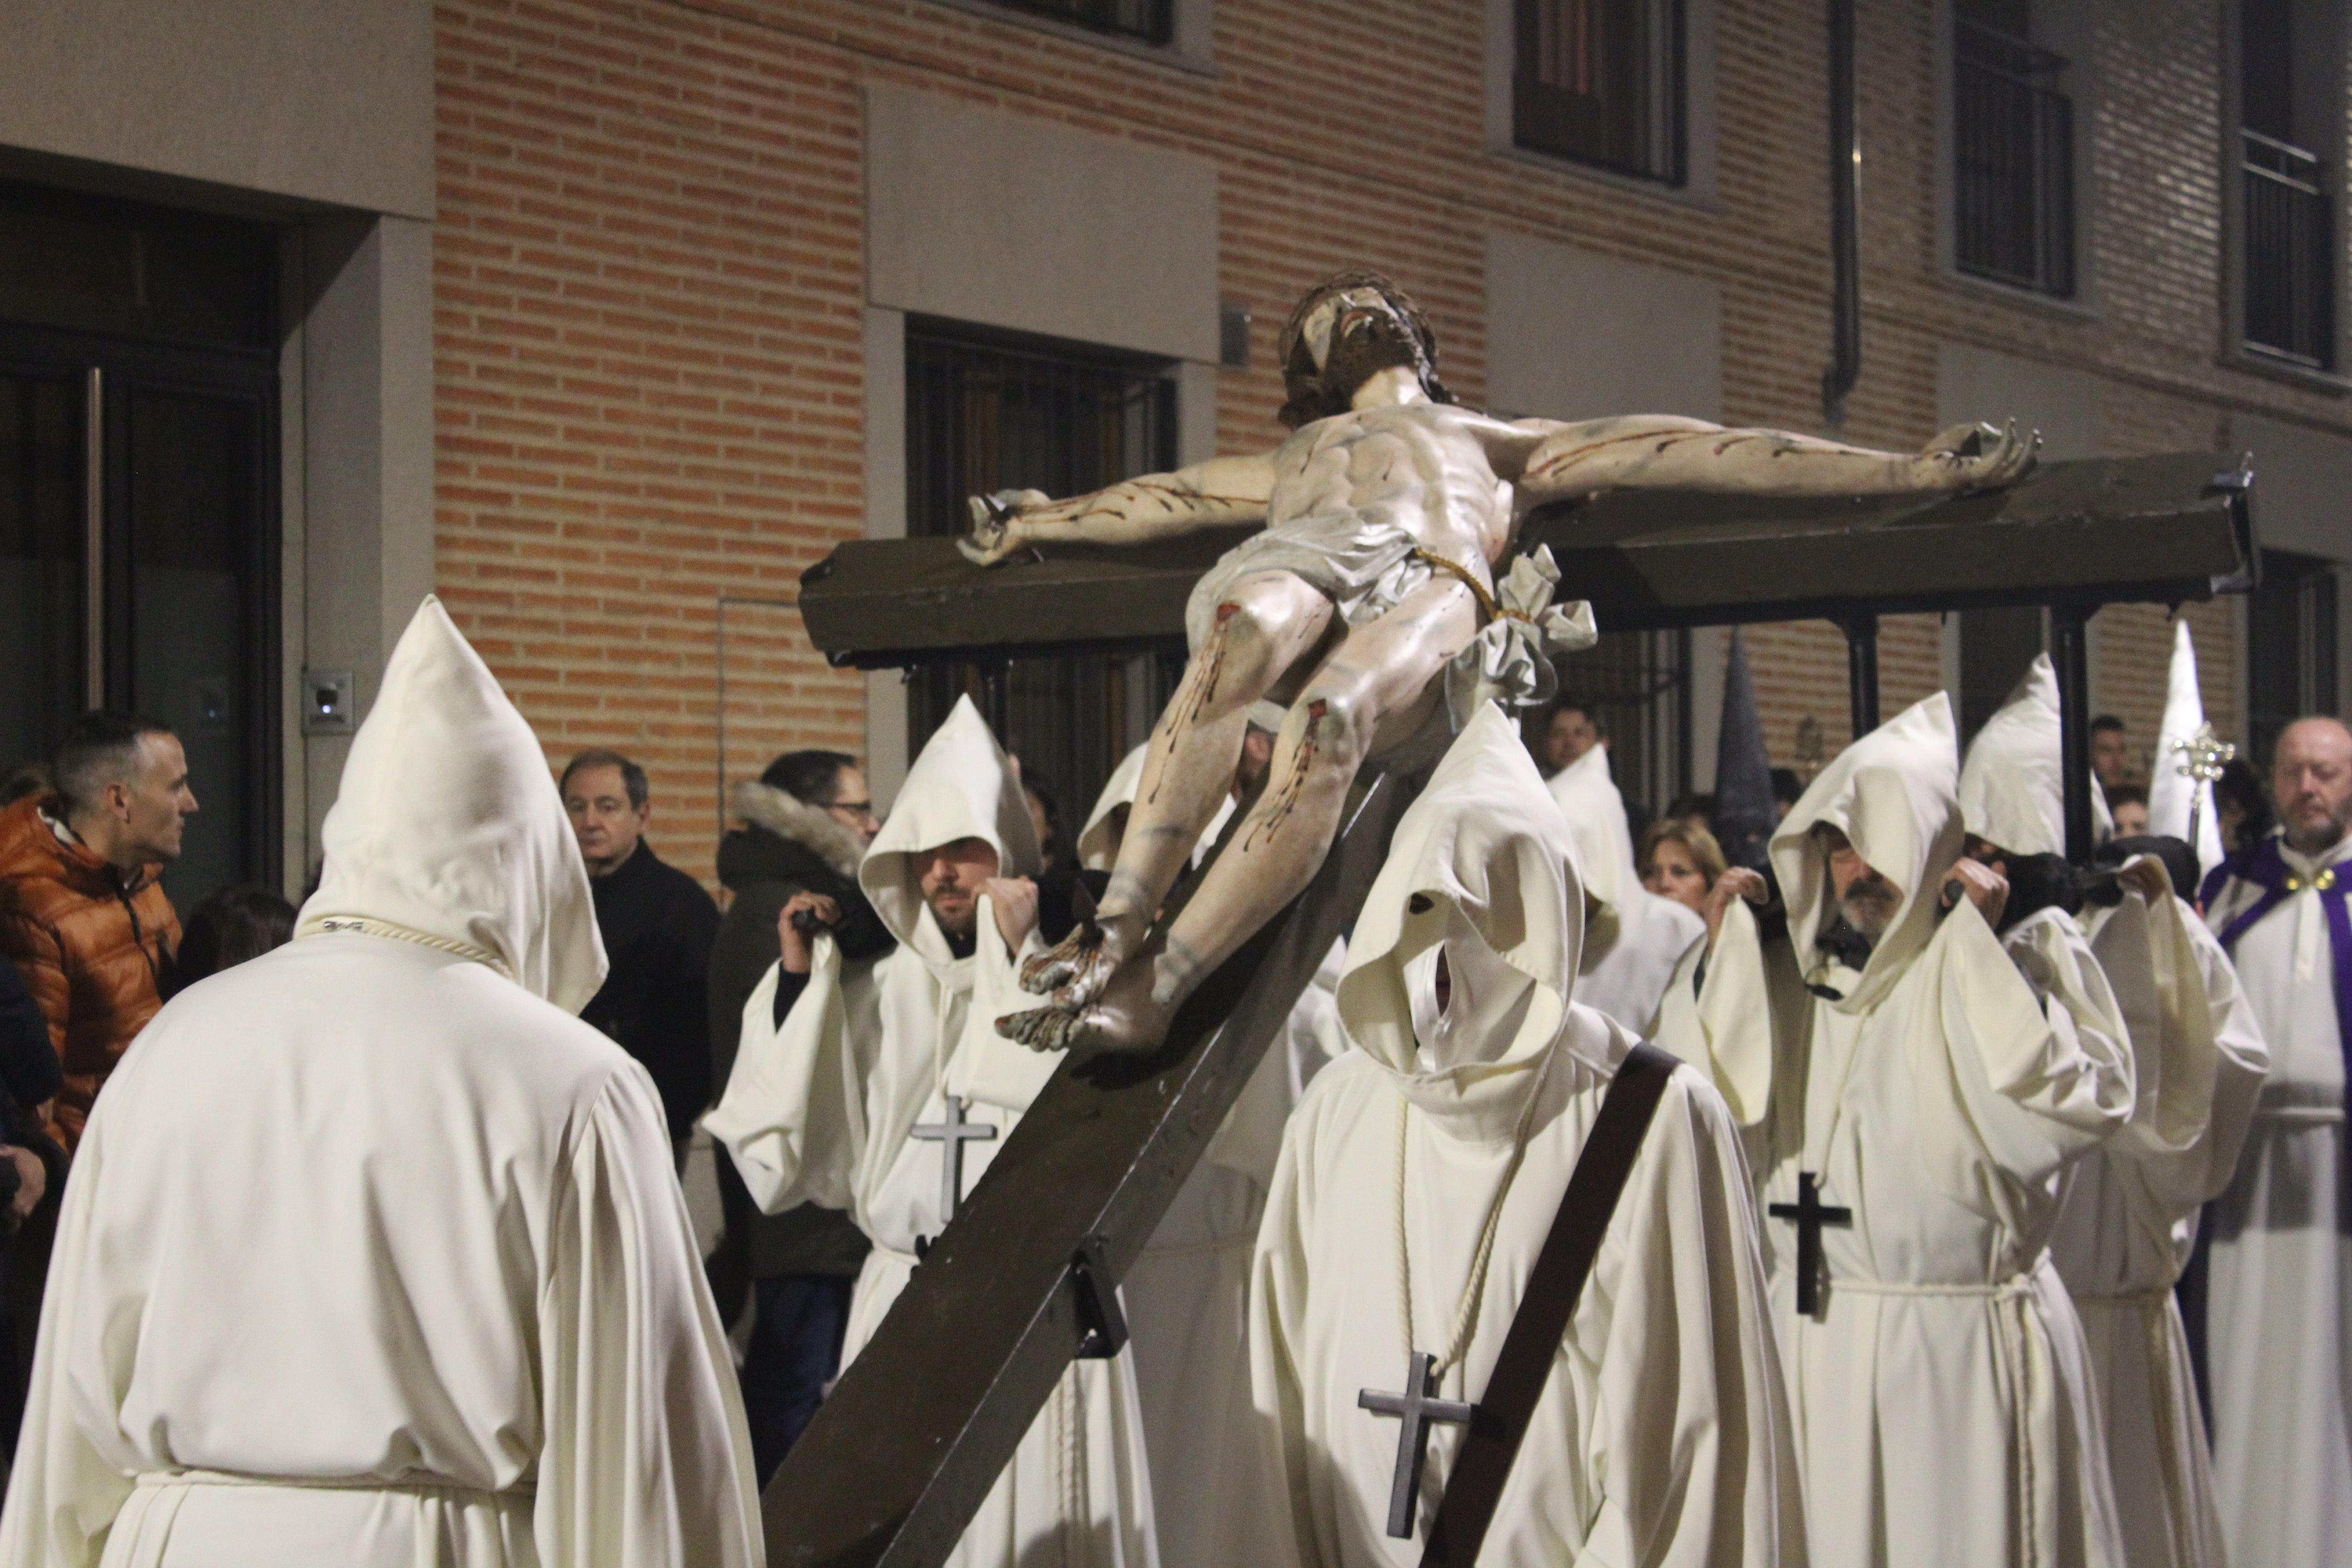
[0,691,2289,1484]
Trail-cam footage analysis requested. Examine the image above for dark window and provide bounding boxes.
[0,183,280,906]
[2240,0,2334,368]
[1954,1,2077,297]
[1514,0,1686,186]
[904,323,1178,835]
[2249,549,2339,766]
[991,0,1171,45]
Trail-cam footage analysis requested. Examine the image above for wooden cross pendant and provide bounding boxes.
[1768,1171,1853,1316]
[911,1094,998,1225]
[1357,1350,1476,1539]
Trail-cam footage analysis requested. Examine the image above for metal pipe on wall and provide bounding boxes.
[1823,0,1862,428]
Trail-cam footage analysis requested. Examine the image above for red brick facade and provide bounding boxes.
[432,0,2329,881]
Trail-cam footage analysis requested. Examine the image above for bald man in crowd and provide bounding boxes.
[2199,716,2351,1567]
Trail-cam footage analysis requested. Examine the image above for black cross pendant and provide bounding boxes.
[911,1094,998,1225]
[1768,1171,1853,1316]
[1357,1350,1476,1539]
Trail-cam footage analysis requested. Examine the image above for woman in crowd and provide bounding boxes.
[1638,818,1728,918]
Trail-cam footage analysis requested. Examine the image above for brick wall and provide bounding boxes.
[432,0,2340,881]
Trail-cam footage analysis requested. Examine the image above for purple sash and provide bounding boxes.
[2213,836,2352,1081]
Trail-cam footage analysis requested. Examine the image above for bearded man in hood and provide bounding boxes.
[1655,692,2134,1568]
[0,599,761,1568]
[706,698,1157,1568]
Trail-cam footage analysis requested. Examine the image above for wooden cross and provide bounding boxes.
[1768,1171,1852,1316]
[910,1094,997,1226]
[1358,1350,1477,1540]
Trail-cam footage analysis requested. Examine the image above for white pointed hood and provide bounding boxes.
[860,695,1040,968]
[295,597,606,1014]
[1772,692,1965,1012]
[1338,705,1588,1112]
[1545,744,1636,916]
[1958,653,2065,858]
[1077,743,1150,871]
[2149,618,2226,874]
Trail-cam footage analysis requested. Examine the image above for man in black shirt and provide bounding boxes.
[563,749,719,1164]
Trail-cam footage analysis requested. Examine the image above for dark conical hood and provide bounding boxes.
[1713,627,1775,870]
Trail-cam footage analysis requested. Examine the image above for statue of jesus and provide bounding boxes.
[961,270,2034,1057]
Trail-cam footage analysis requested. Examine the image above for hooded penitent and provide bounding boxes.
[706,693,1156,1568]
[0,598,760,1568]
[1251,703,1801,1568]
[2148,619,2226,877]
[1546,744,1702,1031]
[1958,653,2069,860]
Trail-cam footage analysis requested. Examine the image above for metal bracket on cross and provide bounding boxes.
[1069,1236,1128,1361]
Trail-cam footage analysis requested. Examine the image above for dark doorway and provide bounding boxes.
[0,181,279,907]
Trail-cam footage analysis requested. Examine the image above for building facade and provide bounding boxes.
[0,0,2343,898]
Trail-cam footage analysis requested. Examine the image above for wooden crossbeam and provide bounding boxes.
[797,453,2254,667]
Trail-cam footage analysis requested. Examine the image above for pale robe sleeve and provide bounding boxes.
[1915,903,2135,1209]
[2087,890,2269,1223]
[536,1063,765,1568]
[1249,1084,1341,1568]
[0,1111,131,1568]
[1571,1068,1803,1568]
[1650,899,1775,1126]
[701,934,873,1215]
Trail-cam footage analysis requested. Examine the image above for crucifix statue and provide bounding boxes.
[963,270,2036,1058]
[910,1093,997,1227]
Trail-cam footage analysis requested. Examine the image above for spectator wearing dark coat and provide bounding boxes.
[710,749,886,1484]
[562,750,720,1160]
[0,954,64,1464]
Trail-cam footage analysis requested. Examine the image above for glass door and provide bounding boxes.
[0,367,85,781]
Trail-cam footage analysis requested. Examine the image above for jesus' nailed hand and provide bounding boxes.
[960,270,2036,1061]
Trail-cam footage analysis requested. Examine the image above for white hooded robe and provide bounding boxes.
[1545,746,1703,1034]
[704,696,1156,1568]
[2200,827,2352,1568]
[1669,693,2133,1568]
[1250,705,1803,1568]
[1963,654,2266,1568]
[0,598,762,1568]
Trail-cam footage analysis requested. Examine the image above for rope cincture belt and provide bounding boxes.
[297,914,514,980]
[1408,548,1523,627]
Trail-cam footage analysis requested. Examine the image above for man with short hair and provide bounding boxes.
[563,747,719,1160]
[0,712,194,1148]
[1536,696,1604,777]
[2200,715,2352,1567]
[2091,714,2132,791]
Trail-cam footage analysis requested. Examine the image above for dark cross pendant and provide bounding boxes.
[1768,1171,1853,1316]
[1357,1350,1476,1539]
[911,1094,998,1225]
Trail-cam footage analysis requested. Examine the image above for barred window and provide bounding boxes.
[904,322,1180,838]
[991,0,1171,46]
[1513,0,1686,186]
[2249,549,2339,765]
[2240,0,2335,368]
[1954,0,2076,297]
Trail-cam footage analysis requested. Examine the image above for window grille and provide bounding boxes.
[992,0,1171,45]
[1954,17,2076,297]
[1513,0,1686,186]
[1548,628,1691,822]
[2249,550,2339,767]
[2244,131,2334,367]
[904,323,1178,837]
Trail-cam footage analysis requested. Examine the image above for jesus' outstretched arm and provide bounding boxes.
[1498,414,2037,505]
[957,451,1280,565]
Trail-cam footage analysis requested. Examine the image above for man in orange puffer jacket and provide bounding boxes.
[0,713,196,1152]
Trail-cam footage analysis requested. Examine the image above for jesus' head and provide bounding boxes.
[1274,270,1457,430]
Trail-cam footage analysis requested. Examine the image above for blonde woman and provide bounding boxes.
[1640,818,1729,918]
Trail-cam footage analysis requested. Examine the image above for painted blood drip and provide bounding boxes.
[1149,603,1239,803]
[1244,700,1323,852]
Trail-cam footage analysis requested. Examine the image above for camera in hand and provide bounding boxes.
[789,905,836,937]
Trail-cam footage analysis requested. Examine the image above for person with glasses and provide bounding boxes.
[706,747,888,1485]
